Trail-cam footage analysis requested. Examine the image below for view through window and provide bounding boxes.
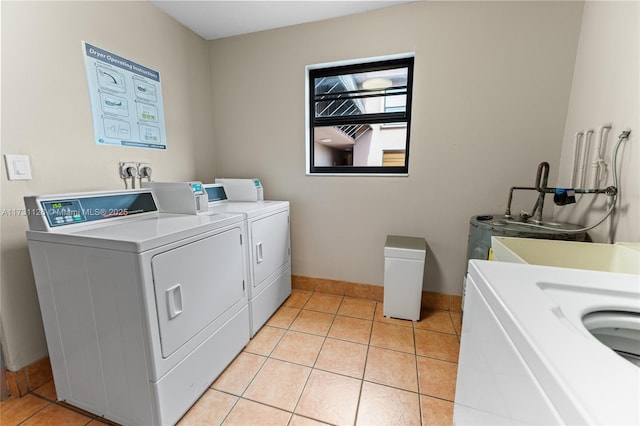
[307,55,414,175]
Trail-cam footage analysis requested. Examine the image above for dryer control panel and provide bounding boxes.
[203,183,228,204]
[25,190,158,231]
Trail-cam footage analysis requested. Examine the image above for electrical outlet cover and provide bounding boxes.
[5,154,32,180]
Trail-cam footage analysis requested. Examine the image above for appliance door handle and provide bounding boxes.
[166,284,183,319]
[256,242,263,264]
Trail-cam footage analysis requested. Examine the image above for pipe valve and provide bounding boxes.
[605,186,618,196]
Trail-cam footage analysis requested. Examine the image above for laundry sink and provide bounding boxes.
[491,236,640,275]
[616,242,640,252]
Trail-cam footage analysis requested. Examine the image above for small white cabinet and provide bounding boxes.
[383,235,426,321]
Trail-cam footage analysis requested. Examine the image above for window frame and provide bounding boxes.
[306,54,415,176]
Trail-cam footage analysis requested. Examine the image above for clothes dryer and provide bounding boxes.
[204,183,291,336]
[24,189,250,425]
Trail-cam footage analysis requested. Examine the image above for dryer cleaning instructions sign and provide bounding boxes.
[83,42,167,150]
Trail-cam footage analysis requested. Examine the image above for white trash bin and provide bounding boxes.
[383,235,426,321]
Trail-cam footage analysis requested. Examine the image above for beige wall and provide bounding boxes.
[208,2,584,295]
[554,1,639,243]
[0,1,215,371]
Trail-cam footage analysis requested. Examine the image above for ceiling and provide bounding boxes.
[151,1,416,40]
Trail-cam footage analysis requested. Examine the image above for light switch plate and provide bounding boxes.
[4,154,33,180]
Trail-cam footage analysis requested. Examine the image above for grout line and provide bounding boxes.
[15,397,53,426]
[352,376,365,426]
[413,320,422,406]
[206,388,243,426]
[355,321,375,425]
[414,327,460,337]
[416,352,459,365]
[360,378,424,397]
[288,293,339,420]
[28,386,55,404]
[420,393,457,404]
[224,395,296,424]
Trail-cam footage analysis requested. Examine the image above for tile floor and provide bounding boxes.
[1,290,462,426]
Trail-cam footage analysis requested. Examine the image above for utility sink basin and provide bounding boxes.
[491,237,640,275]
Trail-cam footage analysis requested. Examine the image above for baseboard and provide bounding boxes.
[291,275,461,313]
[4,357,53,398]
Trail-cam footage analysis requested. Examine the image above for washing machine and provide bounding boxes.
[454,259,640,425]
[204,183,291,336]
[24,189,250,425]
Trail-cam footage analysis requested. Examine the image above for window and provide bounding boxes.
[307,55,414,175]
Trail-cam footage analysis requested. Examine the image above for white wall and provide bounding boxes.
[314,141,341,167]
[554,1,639,243]
[209,2,584,295]
[0,1,215,371]
[352,131,373,166]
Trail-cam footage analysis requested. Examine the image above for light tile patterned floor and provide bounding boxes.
[0,290,461,425]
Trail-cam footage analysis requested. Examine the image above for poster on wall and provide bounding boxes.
[82,41,167,150]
